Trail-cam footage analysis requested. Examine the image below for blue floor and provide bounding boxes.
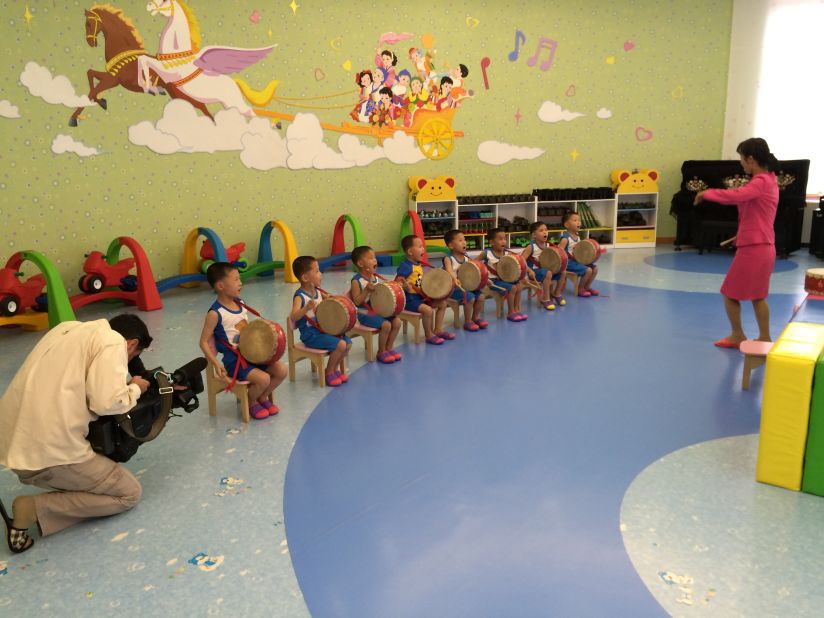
[0,247,819,616]
[644,251,799,274]
[283,281,795,618]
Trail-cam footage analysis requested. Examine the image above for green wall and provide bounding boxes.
[0,0,732,287]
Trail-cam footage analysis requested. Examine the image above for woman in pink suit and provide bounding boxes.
[694,137,780,348]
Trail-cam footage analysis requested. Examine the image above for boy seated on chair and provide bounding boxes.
[442,229,487,332]
[290,255,352,387]
[350,245,402,364]
[199,262,286,420]
[396,235,451,345]
[559,212,599,297]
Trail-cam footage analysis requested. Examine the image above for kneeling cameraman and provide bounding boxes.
[0,314,152,553]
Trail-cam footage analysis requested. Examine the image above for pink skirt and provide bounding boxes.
[720,243,775,301]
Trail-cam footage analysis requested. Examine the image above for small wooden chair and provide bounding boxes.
[447,298,463,328]
[286,317,329,388]
[399,310,424,343]
[740,340,774,390]
[566,273,580,296]
[343,291,377,361]
[205,337,272,424]
[481,285,505,318]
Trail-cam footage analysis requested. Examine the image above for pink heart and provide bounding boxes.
[635,126,653,142]
[623,41,635,52]
[565,84,576,97]
[249,10,261,23]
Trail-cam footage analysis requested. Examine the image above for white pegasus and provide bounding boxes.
[138,0,278,117]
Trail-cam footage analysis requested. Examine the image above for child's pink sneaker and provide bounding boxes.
[578,289,592,298]
[464,322,480,332]
[436,331,456,341]
[250,402,269,419]
[474,319,489,329]
[588,288,600,296]
[264,401,279,416]
[325,372,342,387]
[388,349,402,361]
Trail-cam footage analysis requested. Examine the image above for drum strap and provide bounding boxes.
[115,372,173,442]
[218,338,247,392]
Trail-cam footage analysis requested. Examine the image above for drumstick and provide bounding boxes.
[720,235,737,247]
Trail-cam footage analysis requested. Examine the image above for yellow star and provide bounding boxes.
[24,4,33,27]
[570,149,579,162]
[289,0,299,15]
[268,26,273,38]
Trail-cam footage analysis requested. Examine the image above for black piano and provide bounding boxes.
[670,159,809,257]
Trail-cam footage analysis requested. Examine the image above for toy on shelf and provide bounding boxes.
[0,250,76,331]
[0,269,46,316]
[78,251,137,294]
[69,237,162,313]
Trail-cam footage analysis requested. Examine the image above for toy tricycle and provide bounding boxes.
[78,251,137,294]
[0,268,47,316]
[199,241,249,273]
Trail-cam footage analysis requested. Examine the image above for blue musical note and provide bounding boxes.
[508,30,526,62]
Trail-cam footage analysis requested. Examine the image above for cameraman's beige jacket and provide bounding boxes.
[0,320,141,471]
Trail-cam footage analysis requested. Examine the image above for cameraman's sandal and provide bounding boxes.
[0,315,151,553]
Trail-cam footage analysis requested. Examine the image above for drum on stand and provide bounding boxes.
[315,296,357,335]
[805,268,824,296]
[370,281,406,317]
[457,260,489,292]
[420,268,455,300]
[496,253,527,283]
[538,246,568,274]
[572,239,601,265]
[238,319,286,364]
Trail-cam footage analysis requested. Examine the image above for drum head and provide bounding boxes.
[315,297,353,336]
[371,282,404,317]
[421,269,454,300]
[539,247,563,273]
[807,268,824,278]
[497,254,524,283]
[238,320,276,364]
[457,262,481,291]
[572,240,597,265]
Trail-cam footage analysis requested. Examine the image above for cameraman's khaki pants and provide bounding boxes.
[13,454,142,536]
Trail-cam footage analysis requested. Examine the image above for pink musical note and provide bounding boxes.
[526,37,558,71]
[480,57,491,89]
[508,30,526,62]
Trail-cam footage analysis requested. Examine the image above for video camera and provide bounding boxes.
[88,357,207,462]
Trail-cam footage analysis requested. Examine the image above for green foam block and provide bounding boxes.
[802,353,824,496]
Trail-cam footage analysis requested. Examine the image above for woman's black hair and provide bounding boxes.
[381,49,398,66]
[736,137,778,172]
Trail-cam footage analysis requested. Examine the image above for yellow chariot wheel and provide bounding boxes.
[418,118,455,160]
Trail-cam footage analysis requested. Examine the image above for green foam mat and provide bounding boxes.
[802,353,824,496]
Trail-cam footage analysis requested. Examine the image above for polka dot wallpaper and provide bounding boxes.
[0,0,732,288]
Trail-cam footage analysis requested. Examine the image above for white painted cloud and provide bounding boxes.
[596,107,613,119]
[51,134,100,157]
[0,99,20,118]
[128,99,426,170]
[537,100,584,123]
[477,141,544,166]
[20,61,93,108]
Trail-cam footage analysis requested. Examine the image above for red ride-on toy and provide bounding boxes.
[199,241,249,273]
[0,268,47,316]
[78,251,137,294]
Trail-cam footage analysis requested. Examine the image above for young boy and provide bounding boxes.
[442,230,487,331]
[559,212,599,297]
[350,245,402,364]
[482,228,527,321]
[199,262,287,419]
[290,256,351,387]
[396,235,451,345]
[521,222,567,309]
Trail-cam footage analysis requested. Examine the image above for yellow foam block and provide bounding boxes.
[757,322,824,490]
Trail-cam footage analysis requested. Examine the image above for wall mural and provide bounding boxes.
[14,1,483,170]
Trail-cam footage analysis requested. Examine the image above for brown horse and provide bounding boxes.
[70,3,213,126]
